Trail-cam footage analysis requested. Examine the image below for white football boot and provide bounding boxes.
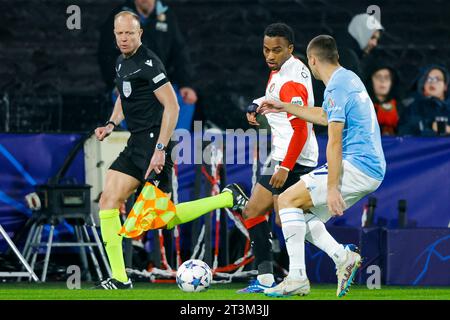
[264,277,310,297]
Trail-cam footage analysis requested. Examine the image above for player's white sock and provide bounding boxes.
[257,273,275,286]
[279,208,307,280]
[305,213,347,265]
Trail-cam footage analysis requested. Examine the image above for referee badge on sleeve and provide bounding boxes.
[152,73,166,84]
[123,81,132,97]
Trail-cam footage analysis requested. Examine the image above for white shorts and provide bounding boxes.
[300,160,382,223]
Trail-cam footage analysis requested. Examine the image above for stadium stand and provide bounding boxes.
[1,0,449,132]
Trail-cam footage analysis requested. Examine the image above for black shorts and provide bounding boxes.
[257,159,315,195]
[109,129,174,194]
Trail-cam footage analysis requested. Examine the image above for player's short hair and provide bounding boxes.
[114,10,141,28]
[307,35,339,64]
[264,23,295,45]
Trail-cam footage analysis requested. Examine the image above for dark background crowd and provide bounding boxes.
[0,0,449,136]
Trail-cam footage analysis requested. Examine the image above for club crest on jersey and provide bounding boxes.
[123,81,132,97]
[291,96,304,106]
[269,83,275,93]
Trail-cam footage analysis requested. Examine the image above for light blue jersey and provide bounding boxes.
[322,67,386,181]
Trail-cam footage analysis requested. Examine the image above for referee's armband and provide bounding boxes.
[247,103,259,114]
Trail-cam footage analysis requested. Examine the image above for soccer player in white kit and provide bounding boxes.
[239,22,319,293]
[240,24,358,294]
[259,35,386,297]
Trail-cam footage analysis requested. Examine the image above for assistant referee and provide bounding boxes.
[94,11,179,289]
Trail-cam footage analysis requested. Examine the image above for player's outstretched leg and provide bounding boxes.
[164,183,249,229]
[120,183,249,236]
[221,183,249,212]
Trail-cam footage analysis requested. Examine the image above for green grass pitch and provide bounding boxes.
[0,282,449,300]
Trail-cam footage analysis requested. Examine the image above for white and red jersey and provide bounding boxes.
[253,56,318,169]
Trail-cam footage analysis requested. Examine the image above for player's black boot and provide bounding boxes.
[92,278,133,290]
[222,183,249,213]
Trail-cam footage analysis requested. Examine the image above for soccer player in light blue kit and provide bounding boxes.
[258,35,386,297]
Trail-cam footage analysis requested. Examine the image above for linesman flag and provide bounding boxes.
[119,180,176,238]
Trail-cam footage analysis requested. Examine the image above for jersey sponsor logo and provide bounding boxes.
[153,73,166,84]
[145,59,153,67]
[123,81,132,97]
[269,83,275,93]
[291,96,304,106]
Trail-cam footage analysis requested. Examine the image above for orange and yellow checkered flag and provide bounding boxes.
[119,182,176,238]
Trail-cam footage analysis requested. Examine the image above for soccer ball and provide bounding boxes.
[176,259,212,292]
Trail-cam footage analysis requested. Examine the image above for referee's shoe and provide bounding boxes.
[222,183,249,213]
[92,278,133,290]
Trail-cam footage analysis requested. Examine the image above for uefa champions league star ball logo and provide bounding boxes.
[176,259,212,292]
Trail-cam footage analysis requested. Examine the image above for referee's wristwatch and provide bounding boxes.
[155,143,167,152]
[105,120,117,128]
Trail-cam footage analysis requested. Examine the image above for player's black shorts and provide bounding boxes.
[109,129,174,194]
[258,159,315,195]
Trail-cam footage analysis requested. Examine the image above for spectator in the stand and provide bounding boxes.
[336,13,383,78]
[98,0,197,130]
[312,13,383,110]
[367,62,403,135]
[399,65,450,136]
